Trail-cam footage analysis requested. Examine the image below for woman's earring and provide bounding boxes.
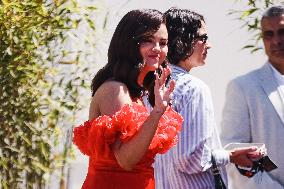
[135,62,144,70]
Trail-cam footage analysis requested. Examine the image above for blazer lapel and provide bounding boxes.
[257,63,284,125]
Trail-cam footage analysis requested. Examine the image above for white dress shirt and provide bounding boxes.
[269,63,284,106]
[154,65,229,189]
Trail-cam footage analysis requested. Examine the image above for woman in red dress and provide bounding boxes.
[73,9,183,189]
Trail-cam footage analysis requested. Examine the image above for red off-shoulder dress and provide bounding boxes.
[73,103,183,189]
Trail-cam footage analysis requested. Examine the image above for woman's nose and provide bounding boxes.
[152,42,161,52]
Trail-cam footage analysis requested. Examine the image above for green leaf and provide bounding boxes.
[86,17,96,31]
[251,47,262,53]
[32,161,50,172]
[240,8,258,19]
[4,146,20,153]
[86,6,98,11]
[20,135,32,146]
[0,0,99,187]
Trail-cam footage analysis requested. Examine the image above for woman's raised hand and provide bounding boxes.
[153,65,175,113]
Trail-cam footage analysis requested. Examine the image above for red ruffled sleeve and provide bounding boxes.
[149,107,183,154]
[112,103,149,142]
[73,103,183,156]
[73,121,92,156]
[87,115,114,153]
[113,104,183,154]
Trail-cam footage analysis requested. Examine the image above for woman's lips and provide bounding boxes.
[148,55,159,59]
[147,56,160,62]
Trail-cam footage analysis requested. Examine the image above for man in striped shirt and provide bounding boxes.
[154,8,263,189]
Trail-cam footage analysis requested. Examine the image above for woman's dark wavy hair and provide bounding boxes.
[91,9,167,105]
[165,8,204,65]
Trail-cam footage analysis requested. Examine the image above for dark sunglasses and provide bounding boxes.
[196,34,208,44]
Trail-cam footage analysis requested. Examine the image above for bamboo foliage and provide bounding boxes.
[0,0,98,188]
[230,0,283,53]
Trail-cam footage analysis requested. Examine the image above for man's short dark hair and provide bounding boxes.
[262,5,284,21]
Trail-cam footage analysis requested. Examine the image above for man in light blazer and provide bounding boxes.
[221,5,284,189]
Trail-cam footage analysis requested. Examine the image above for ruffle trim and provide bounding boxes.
[73,103,183,156]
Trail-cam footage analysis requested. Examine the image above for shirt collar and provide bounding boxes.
[170,64,188,74]
[268,61,284,85]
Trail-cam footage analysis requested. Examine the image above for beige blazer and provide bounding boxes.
[221,62,284,189]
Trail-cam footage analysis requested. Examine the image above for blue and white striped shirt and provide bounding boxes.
[154,65,229,189]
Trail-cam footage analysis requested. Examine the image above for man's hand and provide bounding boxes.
[229,146,265,167]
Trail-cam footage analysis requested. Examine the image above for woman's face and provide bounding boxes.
[183,21,211,71]
[139,24,168,72]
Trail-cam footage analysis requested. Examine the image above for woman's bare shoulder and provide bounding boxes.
[99,80,128,91]
[90,81,132,118]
